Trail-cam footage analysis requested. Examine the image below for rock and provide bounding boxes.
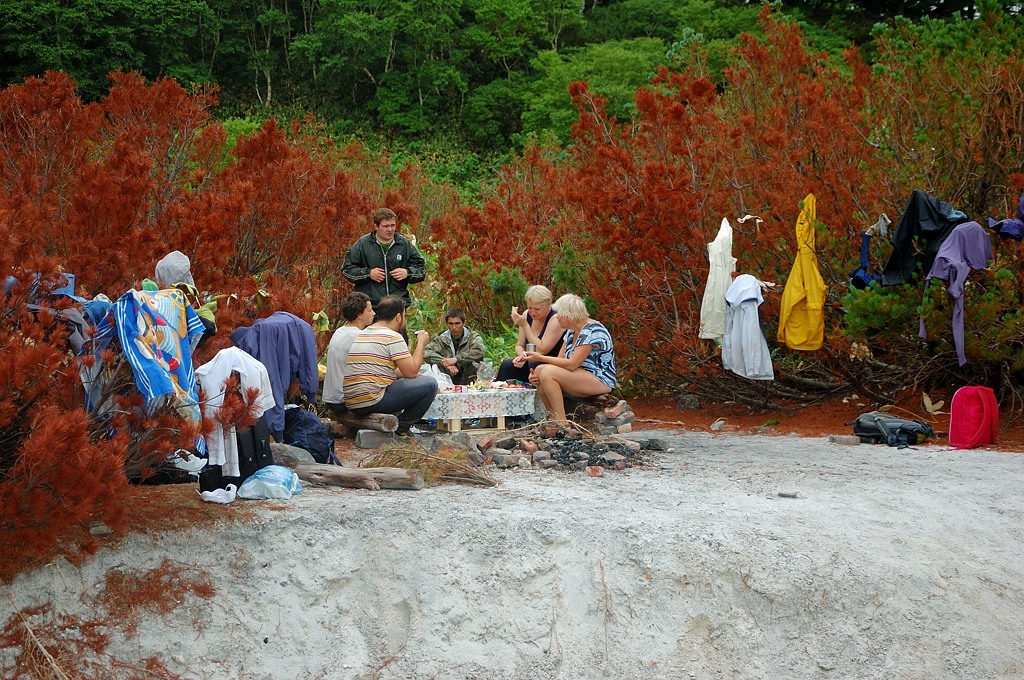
[87,521,112,537]
[466,452,486,466]
[615,423,633,433]
[601,451,626,464]
[450,431,474,450]
[710,418,727,431]
[532,450,551,463]
[493,453,529,468]
[355,429,393,449]
[271,442,316,466]
[608,412,635,426]
[609,437,642,454]
[538,459,559,469]
[603,399,628,419]
[494,435,517,450]
[563,428,584,440]
[644,438,670,451]
[828,435,861,445]
[476,434,495,451]
[587,466,603,477]
[676,394,701,410]
[517,439,537,455]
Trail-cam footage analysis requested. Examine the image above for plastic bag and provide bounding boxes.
[237,465,303,499]
[476,360,495,382]
[421,363,454,389]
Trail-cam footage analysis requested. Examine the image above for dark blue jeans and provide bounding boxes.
[352,375,437,426]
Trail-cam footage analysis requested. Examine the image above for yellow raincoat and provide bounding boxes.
[777,194,827,350]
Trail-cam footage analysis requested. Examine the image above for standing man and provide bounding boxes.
[322,291,374,417]
[423,308,486,385]
[342,207,426,311]
[344,295,437,436]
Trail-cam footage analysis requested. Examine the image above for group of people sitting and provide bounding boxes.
[321,284,618,433]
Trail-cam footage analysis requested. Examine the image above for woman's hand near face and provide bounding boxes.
[510,306,527,326]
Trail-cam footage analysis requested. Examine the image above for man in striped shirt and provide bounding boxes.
[343,295,438,435]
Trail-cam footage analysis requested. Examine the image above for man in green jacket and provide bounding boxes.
[342,207,426,310]
[423,308,486,385]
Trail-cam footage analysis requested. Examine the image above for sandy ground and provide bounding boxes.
[3,428,1024,679]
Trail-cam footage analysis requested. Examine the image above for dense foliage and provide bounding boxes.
[3,0,1017,150]
[2,4,1024,558]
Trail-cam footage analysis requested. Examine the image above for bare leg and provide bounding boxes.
[534,365,611,424]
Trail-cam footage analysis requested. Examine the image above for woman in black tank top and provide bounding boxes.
[496,285,564,384]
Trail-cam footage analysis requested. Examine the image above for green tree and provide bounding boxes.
[521,37,668,142]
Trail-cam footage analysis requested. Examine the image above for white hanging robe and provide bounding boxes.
[699,218,737,340]
[722,274,775,381]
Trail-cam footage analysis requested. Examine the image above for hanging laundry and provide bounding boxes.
[919,221,993,366]
[699,218,737,340]
[722,274,774,381]
[987,195,1024,241]
[777,194,827,350]
[882,189,969,285]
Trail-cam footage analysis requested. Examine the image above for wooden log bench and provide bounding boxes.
[324,411,399,436]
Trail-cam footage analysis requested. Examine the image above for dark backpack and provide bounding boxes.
[850,411,934,448]
[284,406,337,464]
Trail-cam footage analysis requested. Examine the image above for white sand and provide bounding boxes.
[4,430,1024,679]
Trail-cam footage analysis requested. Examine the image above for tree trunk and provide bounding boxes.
[295,464,424,490]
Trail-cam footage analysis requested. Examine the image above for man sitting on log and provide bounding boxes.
[322,291,374,418]
[422,307,486,385]
[343,295,437,436]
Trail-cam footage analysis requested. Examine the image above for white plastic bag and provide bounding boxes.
[237,465,303,500]
[421,363,454,389]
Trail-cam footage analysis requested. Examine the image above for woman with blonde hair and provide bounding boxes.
[495,284,565,384]
[524,293,616,424]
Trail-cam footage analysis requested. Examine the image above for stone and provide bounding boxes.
[518,439,538,454]
[539,459,559,469]
[644,438,670,451]
[476,434,495,451]
[450,431,474,450]
[615,423,633,434]
[493,453,528,469]
[355,429,394,449]
[609,437,642,454]
[87,521,112,537]
[563,428,584,440]
[676,394,701,410]
[601,451,626,463]
[570,460,588,470]
[603,399,628,419]
[542,424,562,438]
[532,450,552,463]
[608,412,635,426]
[467,452,486,466]
[828,435,861,445]
[494,435,517,450]
[270,442,316,466]
[587,466,603,477]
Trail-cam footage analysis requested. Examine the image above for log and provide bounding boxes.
[294,463,423,490]
[329,412,399,433]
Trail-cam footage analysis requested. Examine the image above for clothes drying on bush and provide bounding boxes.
[777,193,826,351]
[230,311,319,441]
[722,274,774,381]
[918,221,993,366]
[195,347,277,478]
[881,189,969,286]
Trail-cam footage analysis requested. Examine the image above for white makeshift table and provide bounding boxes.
[424,388,538,432]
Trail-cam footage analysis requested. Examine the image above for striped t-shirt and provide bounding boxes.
[343,326,411,409]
